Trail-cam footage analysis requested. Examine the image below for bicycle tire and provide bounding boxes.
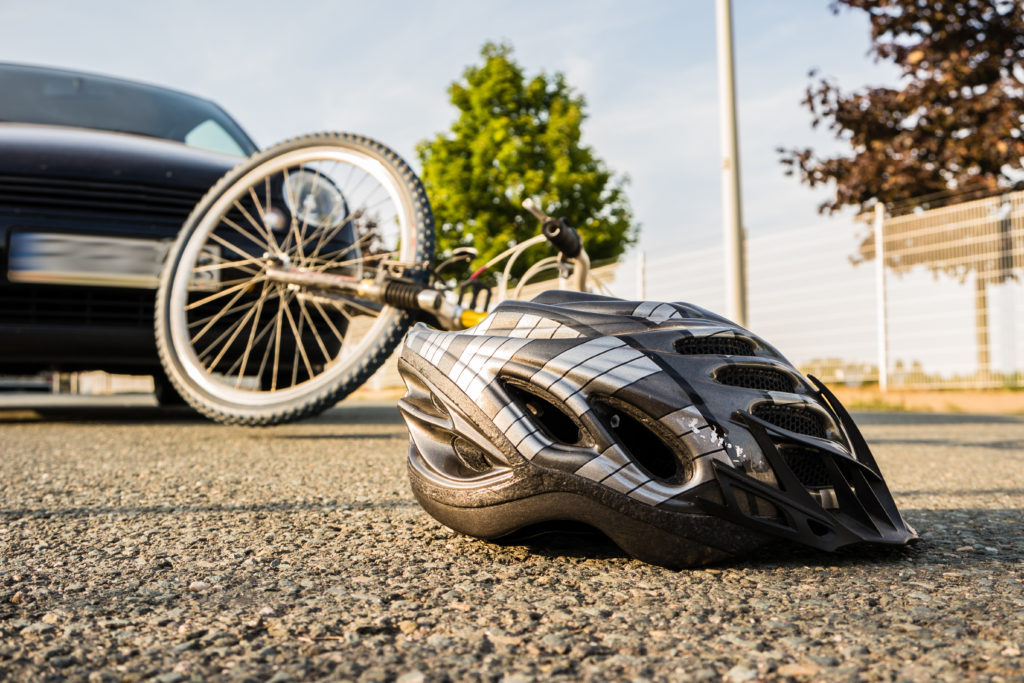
[155,132,434,425]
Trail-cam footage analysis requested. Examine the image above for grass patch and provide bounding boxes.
[845,396,914,412]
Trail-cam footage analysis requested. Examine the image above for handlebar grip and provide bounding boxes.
[542,218,582,259]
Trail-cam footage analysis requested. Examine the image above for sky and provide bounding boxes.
[0,0,903,255]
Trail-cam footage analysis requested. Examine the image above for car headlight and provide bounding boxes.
[282,169,346,229]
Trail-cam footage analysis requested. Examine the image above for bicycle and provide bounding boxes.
[155,132,593,426]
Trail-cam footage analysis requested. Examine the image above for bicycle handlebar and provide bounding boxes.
[541,217,582,259]
[522,198,582,259]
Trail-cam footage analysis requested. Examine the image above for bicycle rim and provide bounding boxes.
[162,136,429,419]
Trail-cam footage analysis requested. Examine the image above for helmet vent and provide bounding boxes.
[746,495,787,525]
[596,401,687,483]
[752,404,827,439]
[716,365,796,392]
[504,383,581,445]
[674,336,754,356]
[429,393,451,418]
[779,446,831,488]
[452,437,493,473]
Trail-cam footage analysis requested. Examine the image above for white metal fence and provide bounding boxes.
[50,190,1024,396]
[361,189,1024,393]
[602,190,1024,390]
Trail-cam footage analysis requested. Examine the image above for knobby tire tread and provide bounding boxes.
[155,132,435,425]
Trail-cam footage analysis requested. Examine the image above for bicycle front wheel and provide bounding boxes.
[156,133,434,425]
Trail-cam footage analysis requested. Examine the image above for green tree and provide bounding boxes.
[780,0,1024,214]
[416,42,636,279]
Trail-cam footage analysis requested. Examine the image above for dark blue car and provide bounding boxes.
[0,63,256,400]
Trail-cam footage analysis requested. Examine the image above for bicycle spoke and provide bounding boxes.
[289,296,301,387]
[264,176,273,224]
[304,192,351,251]
[293,165,321,263]
[228,310,274,382]
[191,254,265,274]
[282,296,314,384]
[301,208,361,260]
[187,300,252,329]
[185,275,266,311]
[235,198,280,254]
[187,281,283,334]
[217,213,273,255]
[299,201,350,264]
[302,249,398,273]
[189,282,252,344]
[195,300,258,369]
[204,274,266,289]
[226,281,276,382]
[207,230,268,265]
[246,187,286,255]
[359,190,400,215]
[297,297,331,362]
[270,291,288,392]
[302,230,375,273]
[280,168,299,255]
[309,298,347,343]
[335,296,383,318]
[202,291,267,373]
[253,295,279,389]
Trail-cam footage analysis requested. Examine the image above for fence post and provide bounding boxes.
[874,203,889,392]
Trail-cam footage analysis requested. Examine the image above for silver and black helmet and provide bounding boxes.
[397,291,916,568]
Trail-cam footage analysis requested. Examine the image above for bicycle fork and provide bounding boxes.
[264,266,485,331]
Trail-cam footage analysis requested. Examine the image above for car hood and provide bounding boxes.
[0,123,242,189]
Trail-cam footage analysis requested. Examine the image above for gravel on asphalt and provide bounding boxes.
[0,398,1022,682]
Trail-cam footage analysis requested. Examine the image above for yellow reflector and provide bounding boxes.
[459,309,488,329]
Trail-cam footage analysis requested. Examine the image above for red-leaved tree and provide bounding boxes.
[780,0,1024,214]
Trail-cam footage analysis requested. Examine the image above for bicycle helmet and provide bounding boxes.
[397,291,916,568]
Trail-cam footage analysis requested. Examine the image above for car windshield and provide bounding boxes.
[0,64,257,156]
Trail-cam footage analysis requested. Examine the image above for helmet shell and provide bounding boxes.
[397,291,916,568]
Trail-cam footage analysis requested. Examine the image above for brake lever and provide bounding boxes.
[457,277,491,313]
[433,247,478,280]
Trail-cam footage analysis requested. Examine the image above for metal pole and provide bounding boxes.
[716,0,747,326]
[637,251,647,300]
[873,203,889,392]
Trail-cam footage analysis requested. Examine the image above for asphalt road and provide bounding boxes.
[1,395,1022,682]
